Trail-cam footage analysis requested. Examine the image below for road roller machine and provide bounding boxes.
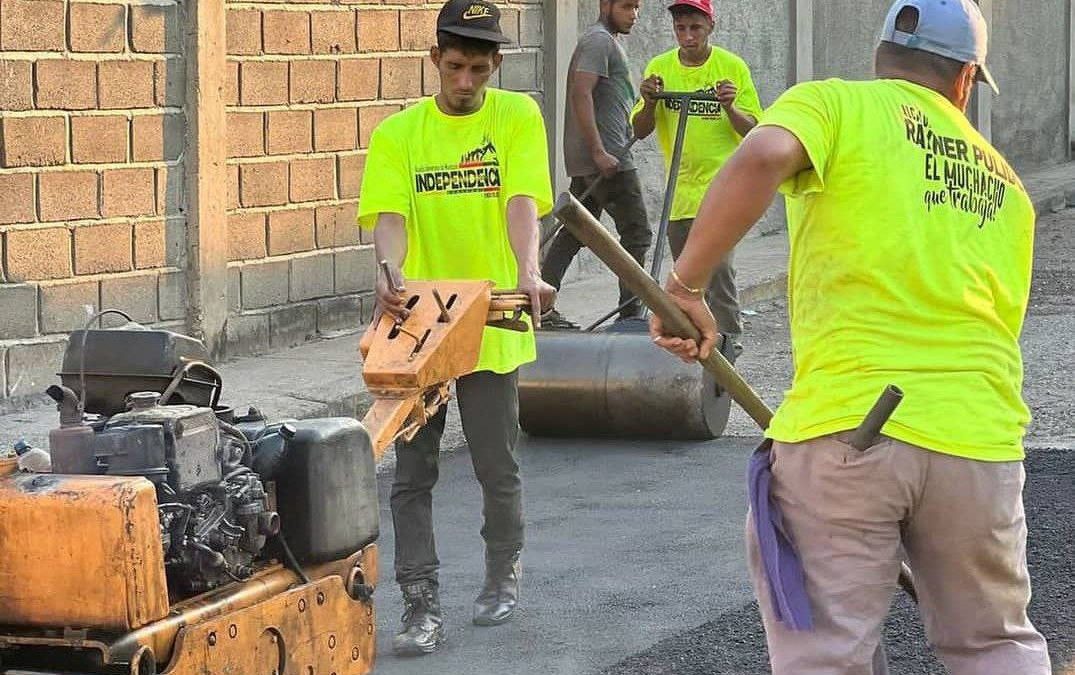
[0,283,530,675]
[523,90,735,441]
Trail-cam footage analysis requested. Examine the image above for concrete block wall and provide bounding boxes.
[0,0,186,400]
[221,0,546,358]
[0,0,545,404]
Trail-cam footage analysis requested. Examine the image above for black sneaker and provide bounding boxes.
[538,308,580,331]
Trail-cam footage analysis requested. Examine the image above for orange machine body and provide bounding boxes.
[0,473,169,631]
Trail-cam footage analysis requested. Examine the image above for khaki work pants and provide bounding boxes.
[746,433,1051,675]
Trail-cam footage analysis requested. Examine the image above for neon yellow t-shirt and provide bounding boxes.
[630,46,763,220]
[358,88,553,374]
[758,79,1035,462]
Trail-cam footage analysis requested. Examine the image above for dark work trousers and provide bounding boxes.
[391,370,523,587]
[542,169,652,318]
[667,217,743,341]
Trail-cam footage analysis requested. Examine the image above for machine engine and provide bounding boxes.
[50,388,281,596]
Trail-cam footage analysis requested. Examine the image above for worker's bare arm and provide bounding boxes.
[507,196,556,326]
[373,213,408,320]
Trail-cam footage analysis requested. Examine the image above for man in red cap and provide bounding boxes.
[632,0,762,357]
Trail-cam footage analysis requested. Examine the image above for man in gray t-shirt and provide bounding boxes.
[541,0,651,327]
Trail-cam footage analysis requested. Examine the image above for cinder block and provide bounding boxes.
[0,173,35,225]
[421,58,439,96]
[0,116,66,168]
[163,216,183,267]
[337,153,365,199]
[158,270,185,321]
[334,246,375,294]
[266,110,312,155]
[240,61,289,106]
[499,8,520,44]
[39,278,99,334]
[132,113,185,162]
[39,170,99,222]
[102,168,156,218]
[227,111,265,158]
[0,60,33,110]
[269,303,317,349]
[315,203,359,247]
[290,251,335,301]
[154,59,185,107]
[130,4,179,53]
[399,9,437,51]
[240,161,289,208]
[6,340,67,399]
[519,8,543,47]
[263,10,310,55]
[74,223,133,275]
[267,208,315,255]
[290,60,336,104]
[228,211,267,261]
[241,258,289,309]
[0,283,38,338]
[317,294,362,334]
[157,167,185,216]
[500,52,538,91]
[358,105,399,149]
[381,57,422,100]
[69,2,126,53]
[226,60,240,105]
[227,265,240,313]
[227,8,262,55]
[5,227,72,281]
[0,0,65,51]
[228,164,240,209]
[357,10,399,52]
[337,58,379,102]
[311,10,356,54]
[35,59,97,110]
[225,312,270,357]
[100,273,159,324]
[313,108,357,152]
[72,115,128,164]
[290,156,335,203]
[134,220,166,269]
[99,60,156,109]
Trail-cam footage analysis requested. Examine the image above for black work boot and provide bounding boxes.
[473,552,521,626]
[393,581,445,656]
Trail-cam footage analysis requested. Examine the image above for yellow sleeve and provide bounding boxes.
[629,58,657,124]
[502,95,554,217]
[357,121,411,230]
[735,60,764,120]
[757,80,839,197]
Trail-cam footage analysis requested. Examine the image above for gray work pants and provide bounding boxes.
[542,169,652,318]
[391,370,523,587]
[667,217,742,339]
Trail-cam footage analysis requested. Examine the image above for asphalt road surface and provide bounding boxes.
[372,208,1075,675]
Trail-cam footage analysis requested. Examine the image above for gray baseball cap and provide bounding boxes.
[881,0,999,94]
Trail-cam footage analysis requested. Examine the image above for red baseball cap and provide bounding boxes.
[667,0,713,20]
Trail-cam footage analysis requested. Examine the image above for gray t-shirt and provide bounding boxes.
[563,23,636,177]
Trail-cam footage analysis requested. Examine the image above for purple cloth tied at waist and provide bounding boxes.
[748,439,813,631]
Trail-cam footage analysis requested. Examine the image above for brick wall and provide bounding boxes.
[0,0,546,404]
[0,0,186,400]
[222,0,545,358]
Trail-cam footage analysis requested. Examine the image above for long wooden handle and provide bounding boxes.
[554,192,774,429]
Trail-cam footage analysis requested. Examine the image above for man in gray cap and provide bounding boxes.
[650,0,1051,672]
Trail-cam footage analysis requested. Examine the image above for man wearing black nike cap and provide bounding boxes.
[359,0,554,657]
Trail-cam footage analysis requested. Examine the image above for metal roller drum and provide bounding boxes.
[518,331,731,440]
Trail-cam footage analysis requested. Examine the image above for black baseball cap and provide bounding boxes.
[437,0,512,44]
